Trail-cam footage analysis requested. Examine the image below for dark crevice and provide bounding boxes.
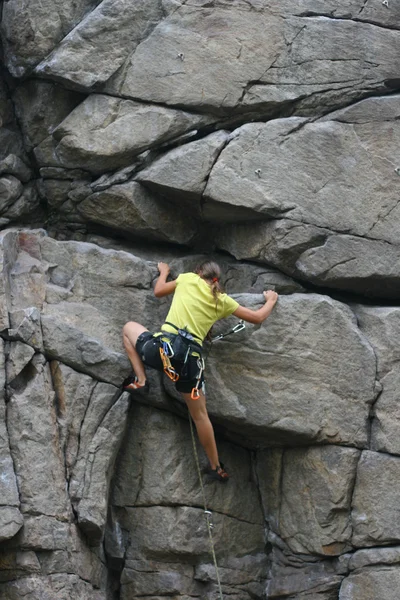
[295,12,400,33]
[121,501,261,526]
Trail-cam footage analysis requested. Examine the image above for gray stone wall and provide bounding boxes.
[0,1,400,599]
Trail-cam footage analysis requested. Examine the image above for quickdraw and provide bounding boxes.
[211,320,245,342]
[191,357,205,400]
[159,342,179,382]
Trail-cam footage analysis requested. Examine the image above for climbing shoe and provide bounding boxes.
[208,462,230,483]
[122,374,150,394]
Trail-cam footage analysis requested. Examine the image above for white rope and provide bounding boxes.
[188,411,224,600]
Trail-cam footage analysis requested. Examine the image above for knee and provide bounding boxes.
[189,405,209,423]
[122,321,137,336]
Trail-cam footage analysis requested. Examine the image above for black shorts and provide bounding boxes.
[136,331,205,394]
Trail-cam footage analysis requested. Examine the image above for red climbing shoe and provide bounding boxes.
[122,374,150,394]
[208,462,230,483]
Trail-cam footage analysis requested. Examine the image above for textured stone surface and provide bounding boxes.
[209,97,400,298]
[12,80,84,153]
[266,538,348,598]
[257,446,360,556]
[207,99,400,234]
[136,130,230,213]
[353,306,400,455]
[110,403,267,598]
[72,389,130,543]
[349,546,400,571]
[339,567,400,600]
[112,404,263,524]
[0,573,106,600]
[50,95,213,173]
[35,0,163,89]
[77,182,199,245]
[6,355,70,518]
[1,0,101,77]
[6,341,35,383]
[205,293,376,446]
[105,3,400,115]
[352,450,400,547]
[218,219,400,299]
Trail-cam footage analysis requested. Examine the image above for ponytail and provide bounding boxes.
[195,261,223,301]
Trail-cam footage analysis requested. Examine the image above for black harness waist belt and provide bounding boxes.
[163,321,203,343]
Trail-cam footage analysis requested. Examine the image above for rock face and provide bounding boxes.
[1,1,399,599]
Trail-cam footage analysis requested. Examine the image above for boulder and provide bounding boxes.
[266,539,347,598]
[1,0,101,77]
[350,546,400,571]
[105,4,400,115]
[352,450,400,547]
[0,176,23,213]
[77,182,199,245]
[136,131,230,213]
[0,339,23,542]
[353,306,400,454]
[257,446,360,556]
[12,80,84,151]
[6,355,70,518]
[35,0,163,89]
[218,219,400,299]
[0,155,31,183]
[6,341,35,383]
[339,566,400,600]
[0,573,106,600]
[50,95,213,173]
[207,101,400,237]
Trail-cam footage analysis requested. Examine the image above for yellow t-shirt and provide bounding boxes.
[161,272,239,344]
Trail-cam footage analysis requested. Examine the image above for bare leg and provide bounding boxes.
[122,321,149,386]
[181,389,220,470]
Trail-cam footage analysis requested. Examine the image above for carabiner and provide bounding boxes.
[191,387,201,400]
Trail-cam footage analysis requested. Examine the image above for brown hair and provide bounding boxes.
[195,260,223,301]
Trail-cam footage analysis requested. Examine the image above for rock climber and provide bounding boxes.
[122,260,278,482]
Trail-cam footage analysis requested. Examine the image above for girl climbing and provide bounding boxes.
[122,260,278,482]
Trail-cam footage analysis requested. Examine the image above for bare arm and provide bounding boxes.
[154,262,177,298]
[233,290,278,324]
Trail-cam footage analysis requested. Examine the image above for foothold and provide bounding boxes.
[395,167,400,175]
[177,52,185,61]
[382,0,389,6]
[255,168,262,177]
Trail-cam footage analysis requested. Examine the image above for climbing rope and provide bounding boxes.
[188,412,224,600]
[186,319,246,600]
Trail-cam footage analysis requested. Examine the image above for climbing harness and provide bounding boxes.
[187,319,246,599]
[158,322,204,396]
[159,320,246,399]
